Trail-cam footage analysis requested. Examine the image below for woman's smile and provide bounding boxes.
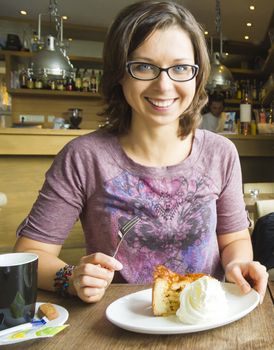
[145,97,178,110]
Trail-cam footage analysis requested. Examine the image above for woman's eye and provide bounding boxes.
[173,65,186,73]
[136,64,153,71]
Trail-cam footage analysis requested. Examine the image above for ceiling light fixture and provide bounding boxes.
[30,0,73,80]
[244,35,250,40]
[204,31,209,35]
[249,5,255,10]
[246,22,252,27]
[20,10,27,15]
[206,0,234,93]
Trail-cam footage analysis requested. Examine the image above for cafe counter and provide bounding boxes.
[0,128,274,261]
[0,128,92,155]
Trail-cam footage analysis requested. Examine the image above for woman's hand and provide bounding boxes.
[71,252,123,303]
[224,260,269,303]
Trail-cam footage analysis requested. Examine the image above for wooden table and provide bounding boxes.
[2,284,273,350]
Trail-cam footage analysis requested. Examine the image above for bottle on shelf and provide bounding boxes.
[56,79,65,91]
[74,69,82,91]
[31,31,39,52]
[19,68,28,88]
[240,91,252,135]
[236,80,242,100]
[49,79,56,90]
[268,104,273,124]
[82,69,90,92]
[251,79,258,101]
[250,118,257,136]
[96,70,103,93]
[259,105,267,124]
[66,77,75,91]
[90,70,97,93]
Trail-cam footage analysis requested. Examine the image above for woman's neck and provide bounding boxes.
[119,124,194,167]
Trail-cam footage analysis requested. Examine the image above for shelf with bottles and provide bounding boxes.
[1,50,104,96]
[226,45,274,108]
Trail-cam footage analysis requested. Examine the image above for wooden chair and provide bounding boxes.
[256,199,274,218]
[243,183,274,226]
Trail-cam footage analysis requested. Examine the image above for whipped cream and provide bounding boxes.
[176,276,228,324]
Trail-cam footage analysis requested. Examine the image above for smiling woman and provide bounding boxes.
[119,25,198,137]
[13,1,268,306]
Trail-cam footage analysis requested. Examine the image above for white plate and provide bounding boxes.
[0,302,69,345]
[106,283,260,334]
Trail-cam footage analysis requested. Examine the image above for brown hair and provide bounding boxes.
[99,0,210,138]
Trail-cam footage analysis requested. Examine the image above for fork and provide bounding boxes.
[113,216,141,257]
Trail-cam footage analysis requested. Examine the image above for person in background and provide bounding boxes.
[14,0,268,303]
[200,93,226,132]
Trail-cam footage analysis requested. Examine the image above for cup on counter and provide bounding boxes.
[53,117,65,129]
[0,253,38,331]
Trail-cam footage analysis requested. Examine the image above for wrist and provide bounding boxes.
[54,264,75,297]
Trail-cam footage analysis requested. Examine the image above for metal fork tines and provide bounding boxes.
[113,216,141,257]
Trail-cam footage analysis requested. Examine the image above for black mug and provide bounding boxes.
[0,253,38,330]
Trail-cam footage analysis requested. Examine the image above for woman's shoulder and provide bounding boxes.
[71,129,113,143]
[196,129,237,152]
[64,129,116,152]
[194,129,239,169]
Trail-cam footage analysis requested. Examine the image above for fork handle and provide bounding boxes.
[113,239,123,258]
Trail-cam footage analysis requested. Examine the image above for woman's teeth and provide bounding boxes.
[147,98,175,107]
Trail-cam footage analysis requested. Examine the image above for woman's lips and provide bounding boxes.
[146,97,177,109]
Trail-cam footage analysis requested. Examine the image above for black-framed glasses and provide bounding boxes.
[126,61,199,82]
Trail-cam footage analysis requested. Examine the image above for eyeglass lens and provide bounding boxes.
[128,62,197,81]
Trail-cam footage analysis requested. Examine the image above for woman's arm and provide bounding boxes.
[218,229,268,303]
[14,236,123,302]
[14,236,65,291]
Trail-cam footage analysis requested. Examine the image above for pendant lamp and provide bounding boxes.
[30,0,74,80]
[206,0,234,93]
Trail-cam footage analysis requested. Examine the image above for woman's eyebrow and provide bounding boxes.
[129,57,194,63]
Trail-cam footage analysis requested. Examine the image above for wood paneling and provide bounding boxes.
[0,155,85,265]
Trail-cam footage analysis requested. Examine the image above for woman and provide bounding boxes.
[14,1,268,303]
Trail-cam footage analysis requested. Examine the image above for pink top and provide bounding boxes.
[17,129,248,283]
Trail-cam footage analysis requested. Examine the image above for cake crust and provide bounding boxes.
[152,265,206,316]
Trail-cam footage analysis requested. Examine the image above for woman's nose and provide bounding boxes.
[152,71,174,91]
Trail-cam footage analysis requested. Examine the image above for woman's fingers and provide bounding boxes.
[72,252,123,303]
[225,263,251,293]
[81,252,123,271]
[225,261,269,303]
[243,261,269,303]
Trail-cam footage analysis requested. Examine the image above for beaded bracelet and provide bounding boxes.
[54,265,75,297]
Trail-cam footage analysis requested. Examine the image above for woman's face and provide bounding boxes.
[120,25,196,130]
